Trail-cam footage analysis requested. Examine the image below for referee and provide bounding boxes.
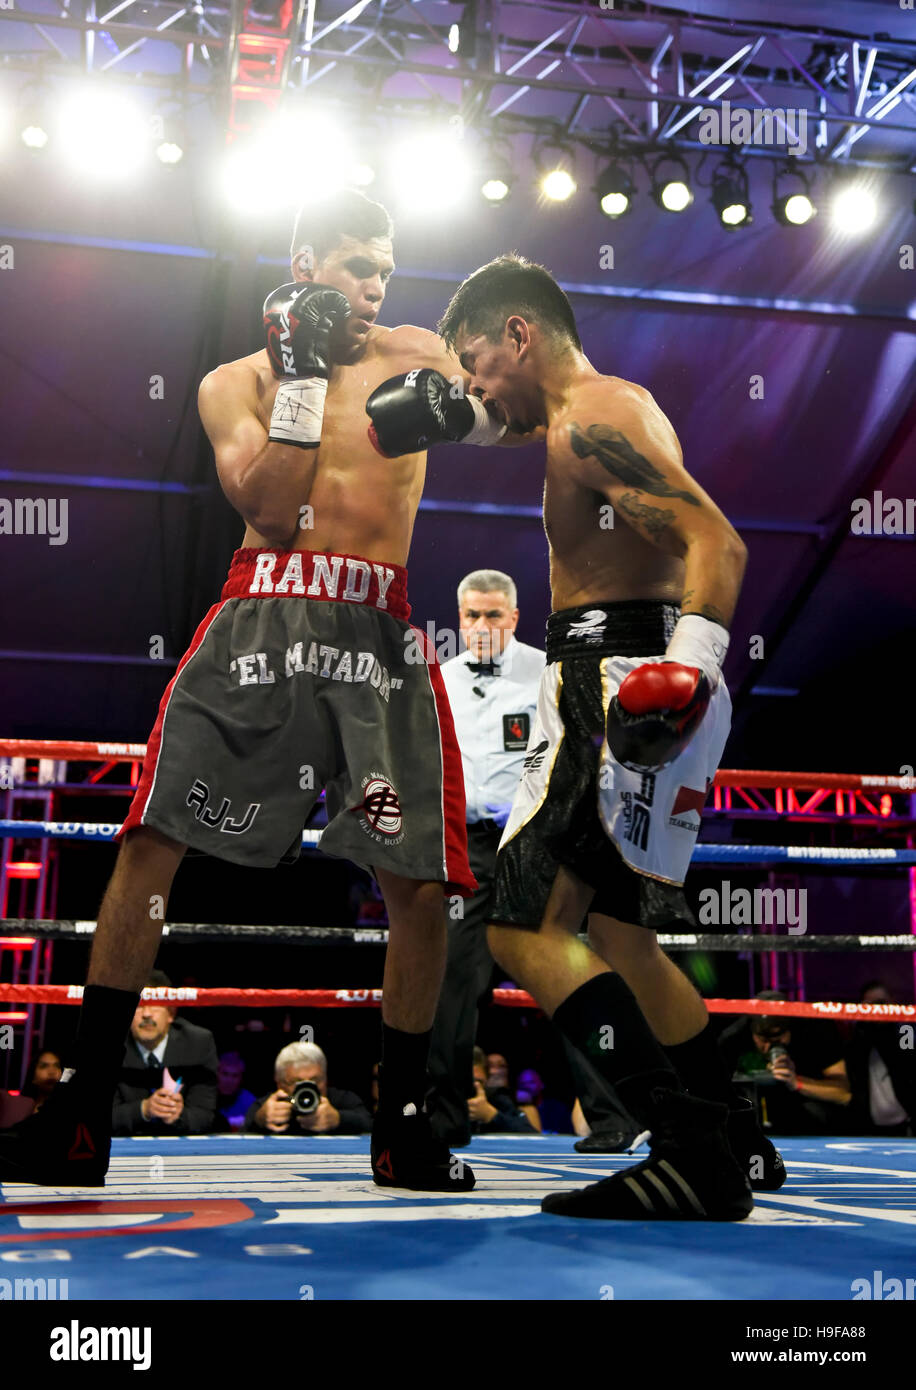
[425,569,542,1145]
[426,568,636,1149]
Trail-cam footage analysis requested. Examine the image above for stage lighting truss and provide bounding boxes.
[1,3,912,178]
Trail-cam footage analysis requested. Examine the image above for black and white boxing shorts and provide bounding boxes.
[489,601,731,929]
[118,547,476,894]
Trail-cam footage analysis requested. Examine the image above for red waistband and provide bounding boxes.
[220,548,411,621]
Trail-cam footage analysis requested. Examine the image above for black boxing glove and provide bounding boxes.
[605,615,729,772]
[263,282,351,449]
[366,369,506,457]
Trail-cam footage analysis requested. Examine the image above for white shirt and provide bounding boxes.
[441,635,545,824]
[868,1048,908,1126]
[135,1037,167,1067]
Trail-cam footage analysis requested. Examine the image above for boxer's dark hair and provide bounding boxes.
[438,253,581,352]
[290,188,393,263]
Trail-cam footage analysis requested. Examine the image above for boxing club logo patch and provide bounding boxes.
[503,713,530,751]
[351,773,404,846]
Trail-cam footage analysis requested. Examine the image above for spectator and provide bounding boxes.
[486,1053,510,1090]
[23,1049,63,1112]
[245,1042,372,1135]
[112,970,218,1135]
[0,1049,65,1129]
[0,1090,34,1129]
[516,1067,574,1135]
[214,1051,258,1132]
[844,980,915,1136]
[718,992,850,1135]
[468,1048,538,1135]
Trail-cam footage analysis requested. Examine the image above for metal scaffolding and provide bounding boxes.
[1,1,915,166]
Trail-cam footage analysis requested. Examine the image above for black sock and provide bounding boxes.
[552,973,681,1128]
[380,1024,432,1113]
[663,1020,739,1107]
[75,984,140,1093]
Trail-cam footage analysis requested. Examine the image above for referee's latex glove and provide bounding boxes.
[485,803,513,829]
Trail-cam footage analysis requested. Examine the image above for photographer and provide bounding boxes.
[244,1042,372,1136]
[719,994,850,1135]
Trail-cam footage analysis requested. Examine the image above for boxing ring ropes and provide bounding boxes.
[1,739,915,1090]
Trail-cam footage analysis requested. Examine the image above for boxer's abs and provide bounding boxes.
[544,461,685,612]
[243,352,425,567]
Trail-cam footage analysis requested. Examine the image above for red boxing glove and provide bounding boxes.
[606,662,710,772]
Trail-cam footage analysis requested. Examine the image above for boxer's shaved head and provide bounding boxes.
[438,253,581,352]
[291,187,393,266]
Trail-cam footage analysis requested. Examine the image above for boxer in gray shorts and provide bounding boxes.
[1,188,528,1194]
[120,546,471,889]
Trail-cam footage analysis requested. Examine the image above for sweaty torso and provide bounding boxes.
[544,375,685,612]
[238,328,427,566]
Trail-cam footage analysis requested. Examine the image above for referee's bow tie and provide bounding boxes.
[467,660,500,676]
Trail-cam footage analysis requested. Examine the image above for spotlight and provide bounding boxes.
[58,90,149,179]
[152,108,185,166]
[221,112,353,212]
[156,141,184,166]
[349,161,376,187]
[712,159,752,227]
[480,145,513,204]
[541,168,575,200]
[21,124,49,151]
[772,164,816,225]
[595,162,634,219]
[17,83,51,153]
[533,138,577,202]
[651,156,693,212]
[389,129,471,212]
[448,1,477,58]
[482,178,509,203]
[830,180,877,235]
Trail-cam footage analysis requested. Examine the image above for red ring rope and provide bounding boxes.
[2,740,914,793]
[0,983,912,1020]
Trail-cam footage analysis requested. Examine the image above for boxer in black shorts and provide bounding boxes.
[0,190,530,1192]
[369,253,785,1219]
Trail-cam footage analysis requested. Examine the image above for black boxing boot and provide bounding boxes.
[727,1097,786,1191]
[0,982,138,1188]
[574,1128,642,1154]
[371,1098,475,1193]
[0,1069,110,1187]
[542,1089,753,1221]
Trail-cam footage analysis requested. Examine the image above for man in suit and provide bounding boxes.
[845,980,915,1136]
[112,970,218,1135]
